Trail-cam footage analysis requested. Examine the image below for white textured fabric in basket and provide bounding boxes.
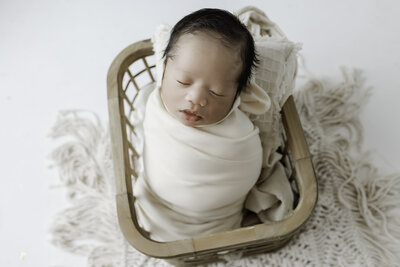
[236,6,302,173]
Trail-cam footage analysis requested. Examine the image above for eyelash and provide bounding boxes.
[176,80,224,97]
[209,90,223,97]
[177,80,190,86]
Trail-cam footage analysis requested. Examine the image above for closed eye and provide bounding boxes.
[209,90,224,97]
[177,80,190,86]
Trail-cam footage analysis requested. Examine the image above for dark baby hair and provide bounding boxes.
[162,8,258,96]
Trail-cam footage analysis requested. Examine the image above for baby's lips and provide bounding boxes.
[180,109,203,122]
[182,109,203,118]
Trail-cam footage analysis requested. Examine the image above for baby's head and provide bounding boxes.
[160,8,258,126]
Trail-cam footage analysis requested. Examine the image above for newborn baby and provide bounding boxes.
[133,8,271,242]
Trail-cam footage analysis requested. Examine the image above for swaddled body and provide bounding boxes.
[145,87,262,214]
[133,85,262,241]
[133,8,271,241]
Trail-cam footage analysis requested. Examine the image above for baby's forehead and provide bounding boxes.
[172,32,242,75]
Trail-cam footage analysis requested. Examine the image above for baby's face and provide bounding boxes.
[161,32,242,126]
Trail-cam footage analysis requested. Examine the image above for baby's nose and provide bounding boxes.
[185,86,207,107]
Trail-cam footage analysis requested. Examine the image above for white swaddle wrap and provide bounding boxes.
[133,86,263,241]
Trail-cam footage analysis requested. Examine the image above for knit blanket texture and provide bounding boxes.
[48,68,400,266]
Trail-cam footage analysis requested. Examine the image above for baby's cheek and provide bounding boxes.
[209,102,231,121]
[165,88,185,110]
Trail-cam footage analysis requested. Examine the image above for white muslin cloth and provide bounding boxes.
[133,86,263,241]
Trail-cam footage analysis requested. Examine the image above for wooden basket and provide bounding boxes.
[107,39,318,266]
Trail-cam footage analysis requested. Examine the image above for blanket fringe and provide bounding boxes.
[48,110,125,266]
[294,67,400,266]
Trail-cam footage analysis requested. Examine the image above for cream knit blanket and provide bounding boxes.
[48,68,400,266]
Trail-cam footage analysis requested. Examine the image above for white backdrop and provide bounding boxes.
[1,0,399,266]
